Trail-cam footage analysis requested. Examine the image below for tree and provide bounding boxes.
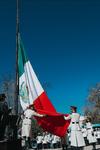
[31,119,43,137]
[84,83,100,123]
[0,75,15,108]
[0,74,23,114]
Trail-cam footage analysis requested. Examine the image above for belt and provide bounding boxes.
[72,122,79,124]
[25,117,31,119]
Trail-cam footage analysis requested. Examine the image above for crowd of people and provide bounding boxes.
[0,93,100,150]
[20,122,100,150]
[21,132,61,150]
[20,105,100,150]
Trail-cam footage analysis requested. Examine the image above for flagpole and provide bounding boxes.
[15,0,19,115]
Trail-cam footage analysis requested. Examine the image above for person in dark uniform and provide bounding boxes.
[0,93,9,140]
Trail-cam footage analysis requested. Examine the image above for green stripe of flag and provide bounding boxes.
[18,36,28,77]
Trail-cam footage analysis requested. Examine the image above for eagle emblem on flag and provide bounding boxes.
[19,81,30,104]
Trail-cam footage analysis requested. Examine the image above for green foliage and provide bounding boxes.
[31,119,43,137]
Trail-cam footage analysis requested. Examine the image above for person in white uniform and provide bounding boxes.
[81,125,88,146]
[22,104,46,148]
[52,135,58,149]
[36,133,43,149]
[42,132,48,149]
[86,118,97,150]
[97,128,100,144]
[46,133,53,148]
[64,106,85,150]
[94,128,100,144]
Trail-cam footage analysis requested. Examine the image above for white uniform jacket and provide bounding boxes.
[22,108,44,138]
[36,135,43,144]
[86,122,97,144]
[64,113,85,147]
[81,128,88,138]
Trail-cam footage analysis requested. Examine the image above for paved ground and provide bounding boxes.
[28,145,100,150]
[84,145,100,150]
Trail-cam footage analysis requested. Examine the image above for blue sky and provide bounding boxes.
[0,0,100,114]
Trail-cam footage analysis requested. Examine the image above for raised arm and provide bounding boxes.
[33,110,46,117]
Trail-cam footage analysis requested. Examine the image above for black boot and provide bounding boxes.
[92,143,96,150]
[62,144,68,150]
[65,144,68,150]
[28,137,32,148]
[62,144,65,150]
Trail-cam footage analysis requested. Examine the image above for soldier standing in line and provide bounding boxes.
[42,132,48,149]
[86,118,97,150]
[96,128,100,144]
[36,132,43,150]
[81,125,88,146]
[64,106,85,150]
[52,134,58,149]
[46,132,53,149]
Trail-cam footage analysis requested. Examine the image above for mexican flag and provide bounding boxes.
[18,36,70,137]
[18,36,56,112]
[18,36,44,110]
